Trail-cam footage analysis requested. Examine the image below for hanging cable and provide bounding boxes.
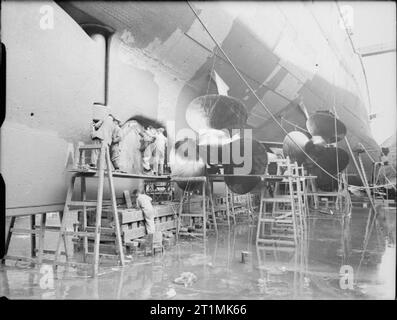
[332,72,342,194]
[205,49,217,96]
[186,1,340,183]
[332,74,340,179]
[280,116,310,133]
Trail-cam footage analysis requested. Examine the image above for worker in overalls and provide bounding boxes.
[90,103,114,168]
[153,127,167,175]
[132,189,155,234]
[109,114,123,171]
[141,125,157,174]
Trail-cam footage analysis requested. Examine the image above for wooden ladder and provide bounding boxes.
[307,171,351,214]
[53,143,125,276]
[175,177,218,238]
[256,158,306,247]
[2,212,66,265]
[225,185,236,226]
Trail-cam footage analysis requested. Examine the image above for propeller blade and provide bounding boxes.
[170,138,206,191]
[224,137,268,194]
[185,94,248,132]
[283,131,311,165]
[308,147,350,191]
[318,147,349,173]
[306,111,347,144]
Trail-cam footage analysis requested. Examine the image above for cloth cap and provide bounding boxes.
[92,103,110,121]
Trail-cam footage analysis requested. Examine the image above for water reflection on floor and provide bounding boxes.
[1,207,395,300]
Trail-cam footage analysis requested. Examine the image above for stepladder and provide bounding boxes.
[257,158,307,247]
[307,171,351,215]
[53,143,125,276]
[2,211,67,265]
[175,177,218,238]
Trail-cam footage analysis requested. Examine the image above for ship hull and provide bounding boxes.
[1,1,380,215]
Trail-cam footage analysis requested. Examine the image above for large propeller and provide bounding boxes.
[283,110,350,191]
[224,137,268,194]
[170,138,206,191]
[186,95,248,132]
[308,147,350,191]
[171,94,268,194]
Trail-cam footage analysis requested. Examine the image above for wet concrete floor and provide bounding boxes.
[1,206,395,299]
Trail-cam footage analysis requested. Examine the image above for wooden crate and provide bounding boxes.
[75,203,178,247]
[123,220,176,242]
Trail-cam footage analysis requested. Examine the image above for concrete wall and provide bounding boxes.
[1,1,101,215]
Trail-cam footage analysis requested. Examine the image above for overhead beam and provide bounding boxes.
[358,42,396,57]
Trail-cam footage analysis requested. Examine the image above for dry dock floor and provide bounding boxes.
[1,206,395,299]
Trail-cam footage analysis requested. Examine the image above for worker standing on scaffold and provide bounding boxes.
[141,125,157,174]
[109,113,124,172]
[90,103,114,169]
[153,127,167,176]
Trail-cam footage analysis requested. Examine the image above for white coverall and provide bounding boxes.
[153,131,167,175]
[91,115,114,167]
[142,128,157,171]
[136,194,156,234]
[110,124,122,170]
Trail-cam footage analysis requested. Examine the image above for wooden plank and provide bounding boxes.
[12,226,61,234]
[62,231,96,237]
[105,147,125,267]
[156,205,177,215]
[123,226,146,240]
[35,249,67,256]
[257,239,295,246]
[54,174,75,265]
[68,201,98,207]
[262,196,299,202]
[86,226,116,234]
[85,252,119,259]
[123,190,133,209]
[6,204,65,217]
[118,209,143,224]
[10,228,44,234]
[93,147,106,276]
[171,176,206,182]
[202,182,207,239]
[180,213,207,217]
[69,169,171,181]
[122,220,176,242]
[117,206,176,224]
[30,215,36,258]
[38,213,47,264]
[84,235,116,242]
[2,216,16,264]
[79,144,102,150]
